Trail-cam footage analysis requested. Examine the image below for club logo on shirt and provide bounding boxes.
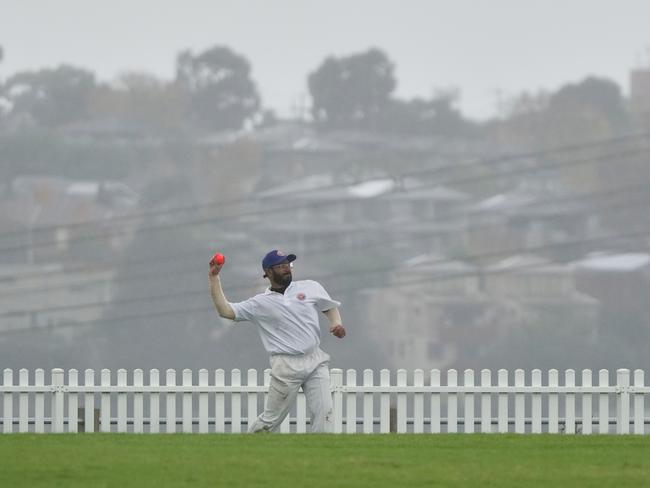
[296,292,306,301]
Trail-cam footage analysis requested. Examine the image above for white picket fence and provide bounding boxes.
[1,368,648,434]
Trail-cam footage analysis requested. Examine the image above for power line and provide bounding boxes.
[1,130,648,242]
[4,222,650,326]
[4,235,650,337]
[1,142,648,256]
[2,180,649,297]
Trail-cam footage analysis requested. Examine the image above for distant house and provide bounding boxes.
[482,254,600,338]
[0,262,115,335]
[0,175,140,264]
[467,182,601,263]
[572,252,650,336]
[360,254,487,370]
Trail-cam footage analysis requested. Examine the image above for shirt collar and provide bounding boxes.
[264,281,295,295]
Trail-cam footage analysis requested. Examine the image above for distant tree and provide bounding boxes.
[175,45,260,131]
[1,64,96,127]
[308,48,396,129]
[89,72,185,132]
[548,76,628,130]
[378,90,474,136]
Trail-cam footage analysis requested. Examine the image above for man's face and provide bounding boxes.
[267,261,292,286]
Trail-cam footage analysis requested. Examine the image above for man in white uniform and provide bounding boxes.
[209,249,346,433]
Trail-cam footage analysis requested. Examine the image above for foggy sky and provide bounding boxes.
[1,0,650,119]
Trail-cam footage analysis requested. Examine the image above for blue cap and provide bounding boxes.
[262,250,297,276]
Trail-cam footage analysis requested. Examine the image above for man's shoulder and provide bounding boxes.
[294,279,322,288]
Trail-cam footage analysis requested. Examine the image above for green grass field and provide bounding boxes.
[1,434,649,487]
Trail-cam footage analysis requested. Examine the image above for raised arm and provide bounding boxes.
[323,308,346,338]
[209,261,236,320]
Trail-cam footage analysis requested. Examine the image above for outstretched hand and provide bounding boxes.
[330,324,346,339]
[209,260,224,277]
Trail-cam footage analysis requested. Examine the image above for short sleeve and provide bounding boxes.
[311,281,341,312]
[230,298,257,322]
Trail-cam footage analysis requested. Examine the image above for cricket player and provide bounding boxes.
[208,249,347,433]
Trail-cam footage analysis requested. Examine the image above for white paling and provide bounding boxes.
[101,369,110,433]
[397,369,407,433]
[246,369,257,434]
[599,369,609,434]
[363,369,373,434]
[413,369,424,434]
[515,369,525,434]
[69,369,78,434]
[498,369,508,433]
[166,369,176,434]
[582,369,592,435]
[2,367,649,435]
[183,369,192,434]
[231,369,241,434]
[117,369,127,433]
[464,369,475,434]
[480,369,491,434]
[19,369,29,433]
[84,369,95,433]
[150,369,160,434]
[199,369,209,434]
[134,369,144,434]
[634,370,645,435]
[531,369,542,434]
[346,369,357,434]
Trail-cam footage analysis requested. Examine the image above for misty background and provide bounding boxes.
[1,1,650,375]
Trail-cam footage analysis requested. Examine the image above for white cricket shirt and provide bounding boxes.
[229,280,341,355]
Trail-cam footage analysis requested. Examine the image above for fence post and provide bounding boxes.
[430,369,441,434]
[633,370,645,435]
[182,369,193,434]
[346,369,357,434]
[100,369,111,433]
[497,369,508,433]
[117,369,127,433]
[150,369,160,434]
[464,369,475,434]
[413,369,424,434]
[52,368,64,433]
[598,369,609,434]
[565,370,576,434]
[448,369,458,433]
[3,369,13,433]
[165,369,176,434]
[35,369,44,433]
[514,369,525,434]
[231,369,242,433]
[396,369,407,433]
[548,370,559,434]
[480,369,491,434]
[616,369,630,434]
[215,369,225,433]
[199,369,209,434]
[379,369,390,433]
[84,369,95,433]
[581,370,592,435]
[68,369,78,433]
[531,369,542,434]
[363,370,374,434]
[331,368,343,434]
[19,369,29,433]
[133,369,144,434]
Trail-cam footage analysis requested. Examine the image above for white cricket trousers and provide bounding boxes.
[248,347,333,433]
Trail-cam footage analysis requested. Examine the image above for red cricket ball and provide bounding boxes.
[210,253,225,265]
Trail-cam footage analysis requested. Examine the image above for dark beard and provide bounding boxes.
[276,271,292,287]
[273,271,293,288]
